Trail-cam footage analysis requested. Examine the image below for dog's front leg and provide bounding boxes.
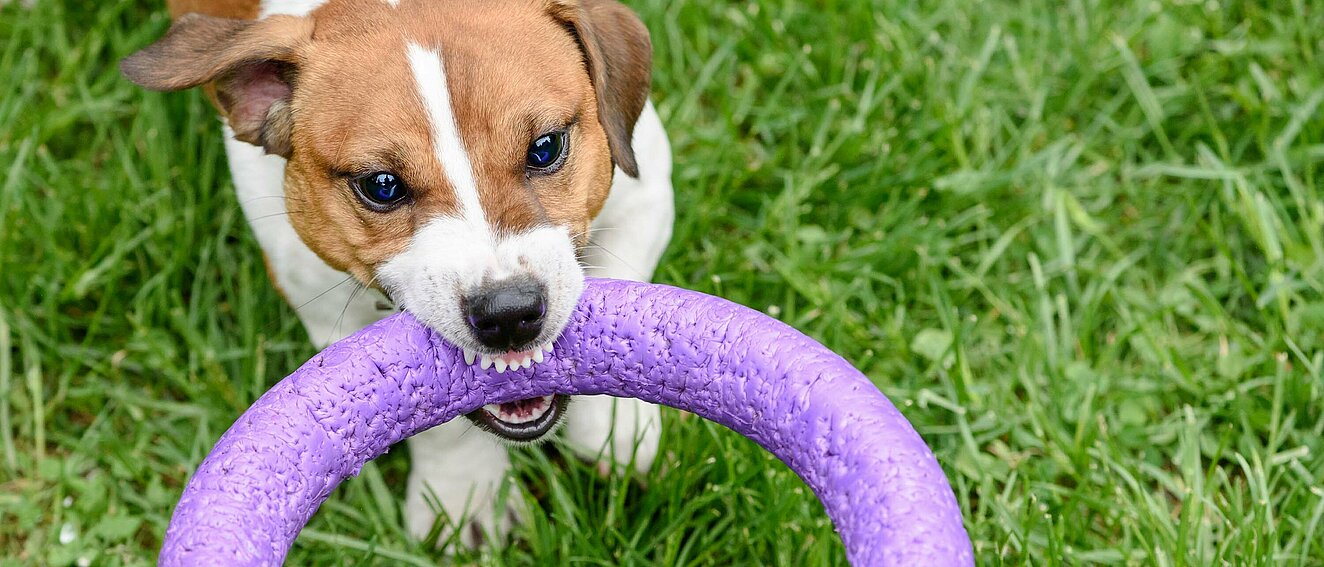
[404,420,517,550]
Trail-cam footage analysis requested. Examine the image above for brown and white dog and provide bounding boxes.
[122,0,674,548]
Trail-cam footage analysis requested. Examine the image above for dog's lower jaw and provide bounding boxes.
[466,394,570,444]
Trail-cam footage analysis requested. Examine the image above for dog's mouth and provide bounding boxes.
[465,394,568,442]
[455,343,567,441]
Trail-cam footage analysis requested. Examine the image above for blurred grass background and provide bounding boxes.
[2,0,1323,564]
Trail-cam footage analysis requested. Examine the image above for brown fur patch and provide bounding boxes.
[167,0,259,20]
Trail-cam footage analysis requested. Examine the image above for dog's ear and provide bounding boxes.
[550,0,652,178]
[121,13,312,157]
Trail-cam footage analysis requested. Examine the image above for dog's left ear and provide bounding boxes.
[550,0,652,178]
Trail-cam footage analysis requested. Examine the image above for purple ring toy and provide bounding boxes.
[160,279,974,566]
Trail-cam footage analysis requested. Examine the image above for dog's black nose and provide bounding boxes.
[464,280,547,351]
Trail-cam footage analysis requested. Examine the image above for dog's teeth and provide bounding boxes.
[480,355,493,370]
[463,349,476,365]
[532,348,545,363]
[484,403,501,414]
[495,359,508,373]
[543,343,554,354]
[520,357,532,369]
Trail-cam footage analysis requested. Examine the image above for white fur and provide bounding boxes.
[258,0,326,18]
[376,220,585,355]
[406,44,485,227]
[259,0,398,18]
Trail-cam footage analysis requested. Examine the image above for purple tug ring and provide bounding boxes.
[160,279,974,566]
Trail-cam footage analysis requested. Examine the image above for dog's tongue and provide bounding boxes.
[484,395,553,424]
[501,397,545,417]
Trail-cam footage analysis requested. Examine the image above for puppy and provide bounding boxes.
[122,0,674,548]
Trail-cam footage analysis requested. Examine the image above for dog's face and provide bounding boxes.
[124,0,651,440]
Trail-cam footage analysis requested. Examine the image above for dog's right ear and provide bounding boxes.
[547,0,652,178]
[121,13,313,157]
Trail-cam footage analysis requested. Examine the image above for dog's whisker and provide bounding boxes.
[239,195,310,204]
[329,277,374,346]
[239,195,284,204]
[238,197,314,212]
[566,226,617,242]
[291,275,356,314]
[248,210,309,222]
[580,240,645,278]
[252,275,356,338]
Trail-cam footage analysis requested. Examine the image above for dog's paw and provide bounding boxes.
[562,395,661,476]
[403,419,517,552]
[403,483,516,552]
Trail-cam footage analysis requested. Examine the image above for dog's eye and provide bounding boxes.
[353,172,410,211]
[527,131,568,173]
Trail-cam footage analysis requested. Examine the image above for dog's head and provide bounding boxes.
[124,0,650,358]
[124,0,652,440]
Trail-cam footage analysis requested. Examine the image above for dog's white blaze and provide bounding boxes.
[406,43,487,232]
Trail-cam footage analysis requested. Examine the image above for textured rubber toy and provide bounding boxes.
[160,279,974,566]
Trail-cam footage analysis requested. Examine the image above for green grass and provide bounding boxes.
[3,0,1323,564]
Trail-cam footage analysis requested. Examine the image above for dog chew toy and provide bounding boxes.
[159,279,974,566]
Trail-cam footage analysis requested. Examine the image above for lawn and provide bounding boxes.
[3,0,1323,564]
